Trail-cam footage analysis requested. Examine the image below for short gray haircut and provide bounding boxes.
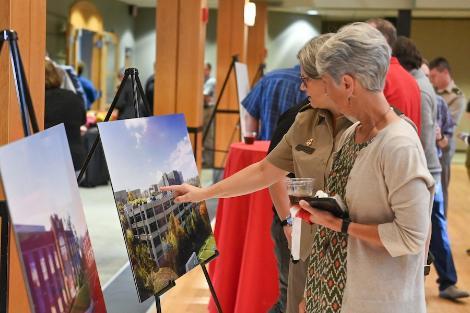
[316,22,391,92]
[297,33,334,78]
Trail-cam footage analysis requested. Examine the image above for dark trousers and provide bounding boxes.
[430,182,457,291]
[269,211,290,313]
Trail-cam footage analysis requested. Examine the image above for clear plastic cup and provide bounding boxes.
[286,178,315,205]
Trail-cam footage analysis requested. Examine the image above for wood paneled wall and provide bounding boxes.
[0,0,46,312]
[214,0,248,167]
[155,0,207,167]
[247,2,267,84]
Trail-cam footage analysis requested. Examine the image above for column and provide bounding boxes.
[247,2,267,83]
[155,0,207,167]
[0,0,46,312]
[397,10,412,37]
[214,0,248,167]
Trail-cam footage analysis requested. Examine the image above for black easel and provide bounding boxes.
[203,57,266,170]
[154,280,176,313]
[203,55,241,164]
[152,251,222,313]
[0,29,40,313]
[198,251,223,312]
[78,68,223,313]
[212,61,266,173]
[77,68,150,183]
[203,55,239,143]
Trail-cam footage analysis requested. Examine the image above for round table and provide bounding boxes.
[209,141,279,313]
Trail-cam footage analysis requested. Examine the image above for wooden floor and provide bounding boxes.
[150,164,470,313]
[425,164,470,313]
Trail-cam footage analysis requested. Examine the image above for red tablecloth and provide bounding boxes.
[209,141,279,313]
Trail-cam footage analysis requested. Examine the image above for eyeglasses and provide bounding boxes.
[300,75,311,87]
[300,74,320,87]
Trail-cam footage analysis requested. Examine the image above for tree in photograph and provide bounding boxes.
[162,213,182,271]
[135,242,160,292]
[163,228,178,271]
[145,267,178,293]
[163,212,194,275]
[116,202,125,216]
[128,191,138,202]
[198,202,212,234]
[130,198,146,207]
[184,209,199,253]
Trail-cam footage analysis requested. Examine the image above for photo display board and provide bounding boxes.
[234,62,251,137]
[98,114,217,302]
[0,125,107,313]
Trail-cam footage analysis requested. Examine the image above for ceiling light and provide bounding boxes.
[244,2,256,27]
[307,10,319,16]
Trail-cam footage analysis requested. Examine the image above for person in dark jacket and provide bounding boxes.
[113,69,150,120]
[145,74,155,114]
[45,59,87,173]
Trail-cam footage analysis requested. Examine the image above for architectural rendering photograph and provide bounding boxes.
[98,114,216,302]
[0,125,107,313]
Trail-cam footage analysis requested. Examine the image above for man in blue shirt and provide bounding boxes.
[77,63,100,110]
[242,65,306,140]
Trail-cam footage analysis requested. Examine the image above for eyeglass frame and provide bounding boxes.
[300,73,321,87]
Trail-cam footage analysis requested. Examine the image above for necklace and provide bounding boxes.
[356,107,392,143]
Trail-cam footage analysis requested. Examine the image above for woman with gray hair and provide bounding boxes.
[297,23,434,313]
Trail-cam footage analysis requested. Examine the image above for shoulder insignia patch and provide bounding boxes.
[452,87,462,95]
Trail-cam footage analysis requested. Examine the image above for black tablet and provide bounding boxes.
[307,197,346,219]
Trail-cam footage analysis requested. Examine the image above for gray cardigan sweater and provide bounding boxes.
[339,119,434,313]
[411,68,442,182]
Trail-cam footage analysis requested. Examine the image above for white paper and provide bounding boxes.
[234,62,250,137]
[290,206,302,261]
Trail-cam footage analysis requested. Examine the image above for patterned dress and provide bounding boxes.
[305,129,371,313]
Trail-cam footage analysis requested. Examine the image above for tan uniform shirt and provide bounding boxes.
[437,80,466,126]
[267,105,352,261]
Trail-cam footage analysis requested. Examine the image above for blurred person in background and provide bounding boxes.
[145,64,155,114]
[367,18,422,133]
[429,57,467,216]
[395,37,469,300]
[457,100,470,179]
[77,62,100,110]
[241,64,307,141]
[45,59,86,175]
[112,68,149,120]
[203,62,216,167]
[47,56,88,108]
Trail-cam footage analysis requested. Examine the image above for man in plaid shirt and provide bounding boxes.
[242,65,306,140]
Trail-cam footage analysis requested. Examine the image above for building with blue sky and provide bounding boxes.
[98,114,199,192]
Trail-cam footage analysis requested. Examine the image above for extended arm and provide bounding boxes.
[269,180,291,219]
[161,159,287,203]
